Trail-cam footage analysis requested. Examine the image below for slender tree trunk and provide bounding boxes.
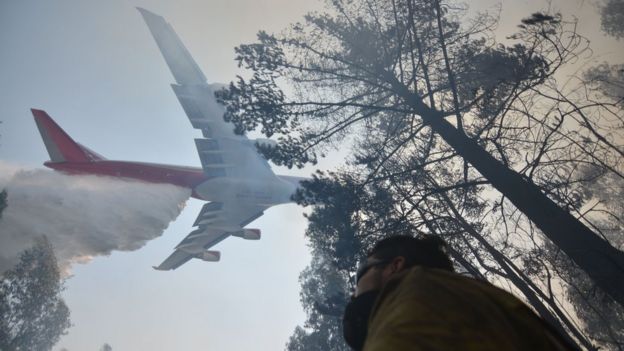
[386,73,624,308]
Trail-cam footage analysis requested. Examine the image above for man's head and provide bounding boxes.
[355,235,454,296]
[343,235,454,350]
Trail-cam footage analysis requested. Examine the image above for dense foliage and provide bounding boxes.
[218,0,624,349]
[0,237,71,351]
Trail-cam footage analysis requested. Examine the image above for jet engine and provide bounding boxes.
[196,250,221,262]
[254,138,278,149]
[232,228,261,240]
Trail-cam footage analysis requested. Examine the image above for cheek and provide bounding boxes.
[380,266,395,285]
[356,269,383,296]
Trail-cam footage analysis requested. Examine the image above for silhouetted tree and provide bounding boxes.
[584,63,624,106]
[286,252,351,351]
[290,165,600,348]
[0,190,7,220]
[0,236,71,351]
[218,0,624,309]
[537,169,624,350]
[215,0,623,348]
[601,0,624,39]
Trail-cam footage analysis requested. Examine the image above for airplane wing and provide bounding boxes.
[138,8,283,270]
[138,8,275,180]
[154,202,266,270]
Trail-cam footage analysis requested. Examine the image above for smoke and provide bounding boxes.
[0,161,191,274]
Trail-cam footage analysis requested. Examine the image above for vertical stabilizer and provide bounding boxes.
[31,109,102,162]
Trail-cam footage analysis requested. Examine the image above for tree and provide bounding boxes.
[218,0,624,308]
[584,63,624,106]
[0,236,71,351]
[601,0,624,39]
[0,189,7,220]
[289,166,600,348]
[287,172,401,351]
[539,169,624,349]
[286,251,351,351]
[100,343,113,351]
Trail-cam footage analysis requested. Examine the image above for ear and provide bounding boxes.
[390,256,406,273]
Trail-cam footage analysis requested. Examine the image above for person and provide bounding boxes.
[342,235,577,351]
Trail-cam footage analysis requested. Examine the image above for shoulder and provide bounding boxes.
[364,267,553,351]
[394,267,529,313]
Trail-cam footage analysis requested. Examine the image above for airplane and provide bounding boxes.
[31,8,306,270]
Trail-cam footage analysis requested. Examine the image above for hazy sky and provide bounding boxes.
[0,0,621,350]
[1,1,321,350]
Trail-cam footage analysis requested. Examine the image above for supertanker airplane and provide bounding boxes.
[31,8,306,270]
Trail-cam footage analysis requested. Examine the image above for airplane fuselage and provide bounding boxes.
[44,160,302,205]
[195,175,298,205]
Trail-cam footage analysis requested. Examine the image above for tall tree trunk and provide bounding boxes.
[430,178,593,349]
[387,73,624,308]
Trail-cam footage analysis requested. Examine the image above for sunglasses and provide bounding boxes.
[355,259,391,284]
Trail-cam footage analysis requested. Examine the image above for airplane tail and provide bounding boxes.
[31,109,105,163]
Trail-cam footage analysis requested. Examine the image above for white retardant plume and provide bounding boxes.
[0,161,191,275]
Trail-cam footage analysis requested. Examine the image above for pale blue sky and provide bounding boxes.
[0,1,321,350]
[0,0,620,350]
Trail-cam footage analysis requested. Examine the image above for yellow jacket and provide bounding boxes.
[363,267,573,351]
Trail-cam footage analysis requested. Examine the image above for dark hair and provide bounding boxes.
[368,235,454,272]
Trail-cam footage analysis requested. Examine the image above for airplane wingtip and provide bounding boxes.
[136,7,162,21]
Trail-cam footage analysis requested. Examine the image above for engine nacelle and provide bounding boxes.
[254,138,278,149]
[232,228,261,240]
[196,250,221,262]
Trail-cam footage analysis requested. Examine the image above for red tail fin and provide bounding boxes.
[31,109,104,162]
